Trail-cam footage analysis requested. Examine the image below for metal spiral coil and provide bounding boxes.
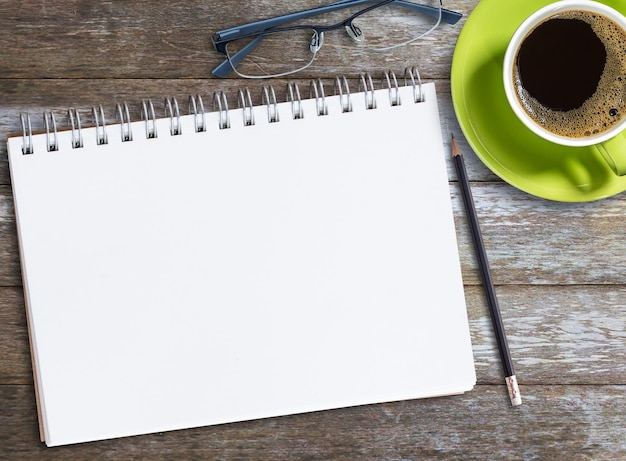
[213,91,230,130]
[309,79,328,116]
[286,83,304,120]
[141,100,158,139]
[404,66,425,103]
[68,108,84,149]
[262,86,280,123]
[359,73,377,110]
[116,102,133,142]
[44,111,59,152]
[164,97,182,136]
[16,67,425,155]
[383,71,401,107]
[20,113,33,155]
[238,88,255,126]
[333,76,353,113]
[188,95,206,133]
[92,105,108,145]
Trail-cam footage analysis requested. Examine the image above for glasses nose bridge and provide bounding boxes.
[311,15,365,53]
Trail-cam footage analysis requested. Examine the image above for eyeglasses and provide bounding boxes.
[212,0,462,79]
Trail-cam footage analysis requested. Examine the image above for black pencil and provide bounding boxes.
[451,134,522,407]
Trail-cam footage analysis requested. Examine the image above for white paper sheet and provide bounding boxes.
[8,83,475,446]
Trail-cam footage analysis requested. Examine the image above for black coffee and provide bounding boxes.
[512,10,626,138]
[518,17,605,111]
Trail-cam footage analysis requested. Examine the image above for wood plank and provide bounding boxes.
[3,284,624,386]
[470,285,626,385]
[0,288,31,384]
[3,182,626,286]
[0,187,21,286]
[1,383,624,460]
[453,183,626,285]
[0,0,474,80]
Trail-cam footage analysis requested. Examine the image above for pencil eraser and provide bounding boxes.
[506,375,522,407]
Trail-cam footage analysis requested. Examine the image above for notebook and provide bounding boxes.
[7,69,476,447]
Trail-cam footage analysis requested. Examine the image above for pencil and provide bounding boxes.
[451,134,522,407]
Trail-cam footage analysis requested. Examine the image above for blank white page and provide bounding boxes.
[8,82,475,447]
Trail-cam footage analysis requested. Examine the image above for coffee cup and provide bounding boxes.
[503,0,626,176]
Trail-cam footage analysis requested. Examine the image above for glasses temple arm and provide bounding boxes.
[212,35,266,78]
[214,1,368,42]
[214,1,460,42]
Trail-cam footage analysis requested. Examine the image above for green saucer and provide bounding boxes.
[451,0,626,201]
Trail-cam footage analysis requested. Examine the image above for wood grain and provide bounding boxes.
[2,283,624,387]
[2,0,625,458]
[0,0,467,80]
[1,384,624,460]
[2,182,626,286]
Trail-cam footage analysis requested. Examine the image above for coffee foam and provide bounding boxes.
[513,10,626,139]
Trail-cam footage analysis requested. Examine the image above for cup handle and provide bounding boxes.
[595,131,626,176]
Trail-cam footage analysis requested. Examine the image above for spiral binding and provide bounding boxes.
[334,76,353,114]
[44,111,58,152]
[116,102,133,142]
[359,73,377,110]
[189,94,206,132]
[262,86,280,123]
[164,97,182,136]
[68,108,84,149]
[238,88,255,126]
[383,71,401,107]
[140,100,157,140]
[310,79,329,116]
[92,105,108,145]
[287,83,304,120]
[405,66,425,103]
[18,68,425,155]
[213,91,230,130]
[20,113,33,155]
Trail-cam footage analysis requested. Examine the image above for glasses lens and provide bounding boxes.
[225,28,319,78]
[351,0,442,50]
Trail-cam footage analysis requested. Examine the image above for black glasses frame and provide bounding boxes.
[212,0,462,78]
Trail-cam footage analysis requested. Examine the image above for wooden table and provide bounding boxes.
[1,1,624,459]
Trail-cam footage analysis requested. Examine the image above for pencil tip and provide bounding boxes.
[451,133,461,157]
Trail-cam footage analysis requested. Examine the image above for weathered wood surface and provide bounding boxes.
[3,182,626,286]
[0,0,463,80]
[2,384,625,461]
[1,0,625,459]
[2,283,625,386]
